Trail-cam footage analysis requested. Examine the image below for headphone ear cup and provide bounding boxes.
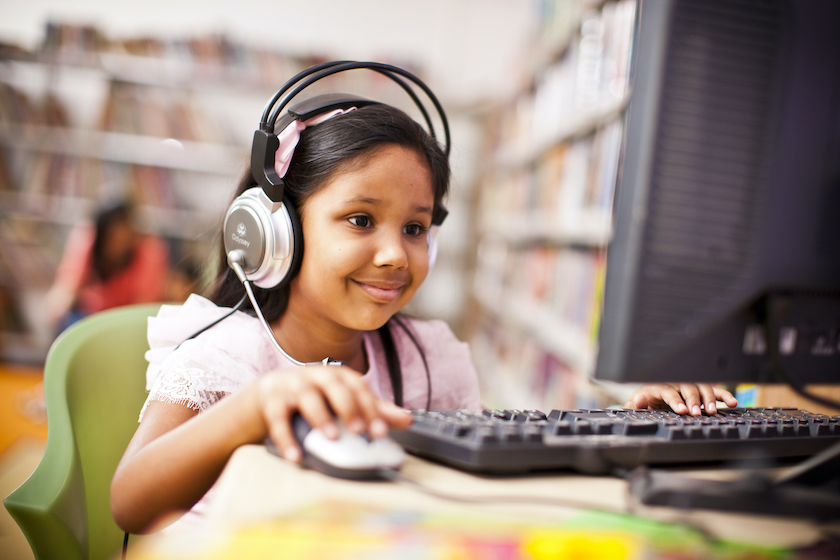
[224,188,303,289]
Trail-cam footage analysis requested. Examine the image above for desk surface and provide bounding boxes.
[132,444,839,559]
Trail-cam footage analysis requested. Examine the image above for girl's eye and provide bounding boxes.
[404,223,427,237]
[349,215,371,228]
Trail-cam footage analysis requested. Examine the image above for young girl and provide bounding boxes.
[110,94,736,534]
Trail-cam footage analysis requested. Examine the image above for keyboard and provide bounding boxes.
[389,407,840,475]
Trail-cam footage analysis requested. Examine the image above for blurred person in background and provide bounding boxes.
[45,199,170,335]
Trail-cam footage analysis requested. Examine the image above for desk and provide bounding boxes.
[131,445,839,559]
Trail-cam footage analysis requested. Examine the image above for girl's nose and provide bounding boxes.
[372,230,409,269]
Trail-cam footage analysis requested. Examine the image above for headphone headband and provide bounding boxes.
[260,61,450,150]
[251,61,451,206]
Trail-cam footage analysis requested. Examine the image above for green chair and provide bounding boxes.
[4,303,161,560]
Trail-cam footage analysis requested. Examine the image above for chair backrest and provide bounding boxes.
[4,303,161,560]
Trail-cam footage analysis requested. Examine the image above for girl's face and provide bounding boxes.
[289,145,436,333]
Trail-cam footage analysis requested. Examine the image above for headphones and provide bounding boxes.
[223,60,451,290]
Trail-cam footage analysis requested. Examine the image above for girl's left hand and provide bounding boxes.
[624,383,738,416]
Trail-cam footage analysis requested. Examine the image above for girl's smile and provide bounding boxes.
[350,278,407,302]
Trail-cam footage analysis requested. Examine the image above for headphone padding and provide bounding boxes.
[272,195,303,290]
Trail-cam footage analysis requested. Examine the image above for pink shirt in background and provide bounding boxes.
[52,224,169,315]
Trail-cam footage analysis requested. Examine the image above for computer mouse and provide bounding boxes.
[266,414,406,480]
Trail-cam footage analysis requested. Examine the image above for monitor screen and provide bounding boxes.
[594,0,840,385]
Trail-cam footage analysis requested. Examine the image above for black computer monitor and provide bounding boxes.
[594,0,840,389]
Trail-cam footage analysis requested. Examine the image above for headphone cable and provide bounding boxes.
[228,250,344,367]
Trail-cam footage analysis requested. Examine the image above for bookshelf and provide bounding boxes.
[0,63,243,362]
[0,24,443,363]
[466,0,637,410]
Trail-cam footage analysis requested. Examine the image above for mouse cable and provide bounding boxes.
[379,467,725,548]
[375,467,627,514]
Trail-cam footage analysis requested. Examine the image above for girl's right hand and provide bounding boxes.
[256,365,413,462]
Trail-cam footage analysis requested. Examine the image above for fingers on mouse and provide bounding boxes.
[267,413,405,480]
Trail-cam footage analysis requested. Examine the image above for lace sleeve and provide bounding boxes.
[140,354,228,420]
[139,336,263,422]
[139,294,269,422]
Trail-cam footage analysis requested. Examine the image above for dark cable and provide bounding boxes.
[378,322,403,407]
[173,294,247,351]
[766,295,840,412]
[392,316,432,411]
[780,377,840,412]
[122,531,129,559]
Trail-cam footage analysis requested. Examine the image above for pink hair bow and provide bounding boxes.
[274,107,357,178]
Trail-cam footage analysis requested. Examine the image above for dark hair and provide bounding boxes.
[91,201,135,281]
[209,103,450,322]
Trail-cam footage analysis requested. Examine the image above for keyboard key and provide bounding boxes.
[740,424,766,439]
[547,410,566,421]
[666,427,688,440]
[551,422,573,436]
[521,410,548,422]
[704,426,724,439]
[722,425,741,439]
[473,426,497,444]
[594,422,616,435]
[444,422,472,438]
[811,422,832,436]
[498,425,522,442]
[685,426,705,440]
[622,422,659,436]
[776,423,797,437]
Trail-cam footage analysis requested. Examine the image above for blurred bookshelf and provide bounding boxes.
[465,0,637,411]
[0,22,443,364]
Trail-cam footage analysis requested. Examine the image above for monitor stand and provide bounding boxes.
[628,441,840,519]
